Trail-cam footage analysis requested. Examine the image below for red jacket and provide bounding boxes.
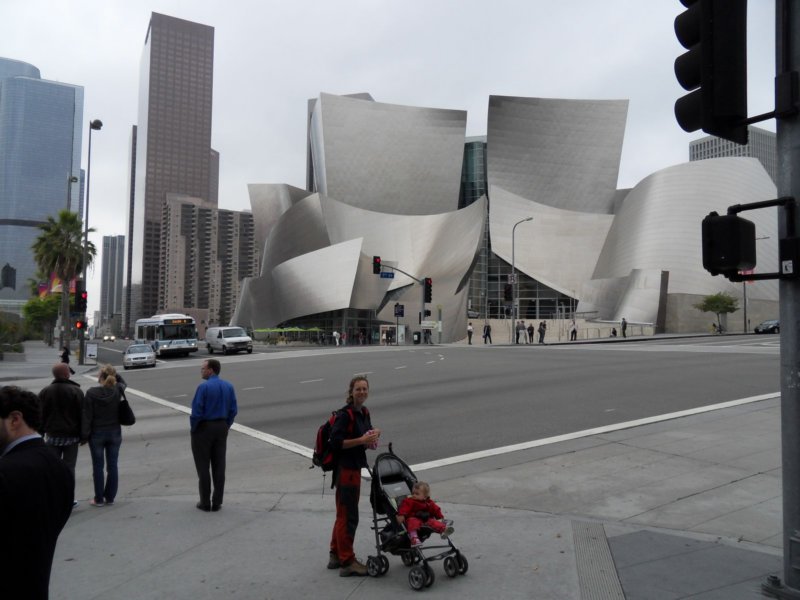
[397,496,443,520]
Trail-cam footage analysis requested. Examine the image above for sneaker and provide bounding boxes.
[90,499,105,507]
[327,552,341,570]
[72,500,79,508]
[441,526,455,538]
[339,559,368,577]
[105,500,115,506]
[410,536,422,546]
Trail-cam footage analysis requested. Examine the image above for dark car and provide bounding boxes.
[754,319,780,334]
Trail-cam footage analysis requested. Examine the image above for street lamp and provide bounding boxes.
[510,216,533,342]
[79,119,102,365]
[66,174,78,212]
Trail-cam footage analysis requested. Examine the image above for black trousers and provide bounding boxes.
[191,420,229,507]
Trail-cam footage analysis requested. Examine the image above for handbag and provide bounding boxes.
[118,392,136,426]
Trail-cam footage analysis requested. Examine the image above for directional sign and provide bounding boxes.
[380,272,395,279]
[394,304,404,317]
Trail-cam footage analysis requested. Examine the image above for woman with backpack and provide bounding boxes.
[327,375,381,577]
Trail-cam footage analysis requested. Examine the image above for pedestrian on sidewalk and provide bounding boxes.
[621,317,628,338]
[0,385,74,600]
[467,322,473,345]
[515,320,525,344]
[82,365,123,507]
[569,319,578,341]
[328,375,380,577]
[526,322,534,344]
[60,345,75,375]
[483,322,492,344]
[190,359,238,512]
[39,363,85,506]
[538,321,547,344]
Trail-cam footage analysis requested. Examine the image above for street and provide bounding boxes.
[95,335,780,467]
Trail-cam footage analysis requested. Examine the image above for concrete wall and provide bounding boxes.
[665,293,779,333]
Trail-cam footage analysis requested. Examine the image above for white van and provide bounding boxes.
[205,326,253,355]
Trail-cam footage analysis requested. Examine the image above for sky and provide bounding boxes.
[2,0,777,320]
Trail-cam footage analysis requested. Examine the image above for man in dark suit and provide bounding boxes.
[0,385,74,600]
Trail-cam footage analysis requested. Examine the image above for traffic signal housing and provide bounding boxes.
[372,256,382,274]
[74,319,87,331]
[74,280,88,312]
[423,278,432,303]
[701,212,756,278]
[504,283,513,302]
[674,0,748,144]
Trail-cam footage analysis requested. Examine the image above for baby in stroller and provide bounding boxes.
[396,481,454,546]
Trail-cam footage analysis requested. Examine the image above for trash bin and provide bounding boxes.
[413,331,421,345]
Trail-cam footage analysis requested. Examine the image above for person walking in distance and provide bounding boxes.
[621,317,628,338]
[328,376,380,577]
[0,386,74,600]
[467,322,474,345]
[39,363,85,507]
[483,322,492,344]
[190,359,238,512]
[60,345,75,375]
[569,319,578,341]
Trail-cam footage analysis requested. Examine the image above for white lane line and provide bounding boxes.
[123,386,779,478]
[408,392,780,473]
[123,387,312,459]
[300,378,323,384]
[395,365,407,370]
[426,360,436,364]
[171,394,188,398]
[242,386,265,391]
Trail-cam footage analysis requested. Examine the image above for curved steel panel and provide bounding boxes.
[487,96,628,214]
[247,183,312,260]
[259,194,330,276]
[310,93,467,215]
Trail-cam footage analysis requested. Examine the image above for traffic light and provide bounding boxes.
[424,309,431,317]
[372,256,382,274]
[674,0,748,144]
[74,319,86,331]
[504,284,513,302]
[74,280,88,312]
[423,278,432,303]
[701,211,755,278]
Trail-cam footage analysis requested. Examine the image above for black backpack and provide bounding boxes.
[312,406,369,471]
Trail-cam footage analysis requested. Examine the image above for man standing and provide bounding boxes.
[467,322,473,345]
[483,322,492,344]
[515,320,525,344]
[190,359,238,512]
[0,386,74,600]
[621,317,628,338]
[39,363,85,506]
[569,319,578,341]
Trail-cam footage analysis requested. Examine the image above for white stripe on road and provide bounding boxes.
[395,365,406,369]
[242,386,265,391]
[123,386,778,475]
[300,379,323,384]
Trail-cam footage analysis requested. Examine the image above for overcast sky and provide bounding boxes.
[2,0,777,319]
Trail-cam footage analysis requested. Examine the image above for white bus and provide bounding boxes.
[134,314,199,357]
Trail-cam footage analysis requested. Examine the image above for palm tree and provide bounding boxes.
[31,210,96,349]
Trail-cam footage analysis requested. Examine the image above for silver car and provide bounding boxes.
[123,344,157,369]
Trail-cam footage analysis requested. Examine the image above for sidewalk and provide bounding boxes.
[1,342,784,599]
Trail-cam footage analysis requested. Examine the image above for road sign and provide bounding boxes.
[380,272,394,279]
[394,304,404,317]
[421,320,437,329]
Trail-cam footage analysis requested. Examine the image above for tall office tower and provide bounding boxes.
[127,13,217,324]
[160,197,258,328]
[0,57,84,315]
[123,125,137,335]
[100,235,125,332]
[689,125,777,185]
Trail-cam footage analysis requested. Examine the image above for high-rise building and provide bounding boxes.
[100,235,125,332]
[0,57,83,314]
[689,125,777,184]
[160,197,258,328]
[127,13,217,325]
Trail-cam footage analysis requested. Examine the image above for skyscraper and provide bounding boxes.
[127,13,217,325]
[100,235,125,332]
[0,57,83,314]
[689,125,777,184]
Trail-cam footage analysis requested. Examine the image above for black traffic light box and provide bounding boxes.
[504,284,513,302]
[372,256,381,274]
[674,0,748,145]
[423,278,432,303]
[74,280,87,312]
[702,212,756,277]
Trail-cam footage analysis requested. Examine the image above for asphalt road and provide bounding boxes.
[93,336,780,467]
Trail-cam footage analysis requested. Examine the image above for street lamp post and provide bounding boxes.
[510,216,533,343]
[79,119,102,365]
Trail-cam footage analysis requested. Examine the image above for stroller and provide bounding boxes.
[366,445,468,591]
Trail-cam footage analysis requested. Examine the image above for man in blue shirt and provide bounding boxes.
[190,359,238,512]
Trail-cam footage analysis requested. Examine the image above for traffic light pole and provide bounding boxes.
[377,263,427,344]
[764,2,800,597]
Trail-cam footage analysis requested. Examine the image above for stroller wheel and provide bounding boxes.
[367,556,381,577]
[456,553,469,575]
[444,556,458,578]
[379,554,390,574]
[408,566,426,591]
[401,551,415,567]
[424,563,435,587]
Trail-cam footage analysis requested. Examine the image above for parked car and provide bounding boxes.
[123,344,157,369]
[754,319,780,334]
[205,326,253,355]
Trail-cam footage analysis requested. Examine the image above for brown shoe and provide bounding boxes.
[339,559,367,577]
[327,552,341,569]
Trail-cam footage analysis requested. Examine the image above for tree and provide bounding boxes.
[694,292,739,332]
[22,294,61,345]
[31,210,96,349]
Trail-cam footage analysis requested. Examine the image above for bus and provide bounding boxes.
[134,314,199,357]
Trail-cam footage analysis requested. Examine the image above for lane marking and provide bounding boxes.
[426,360,436,364]
[242,386,265,391]
[395,365,407,370]
[300,378,323,384]
[122,385,779,476]
[171,394,188,398]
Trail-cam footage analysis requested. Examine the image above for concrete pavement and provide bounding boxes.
[1,340,785,598]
